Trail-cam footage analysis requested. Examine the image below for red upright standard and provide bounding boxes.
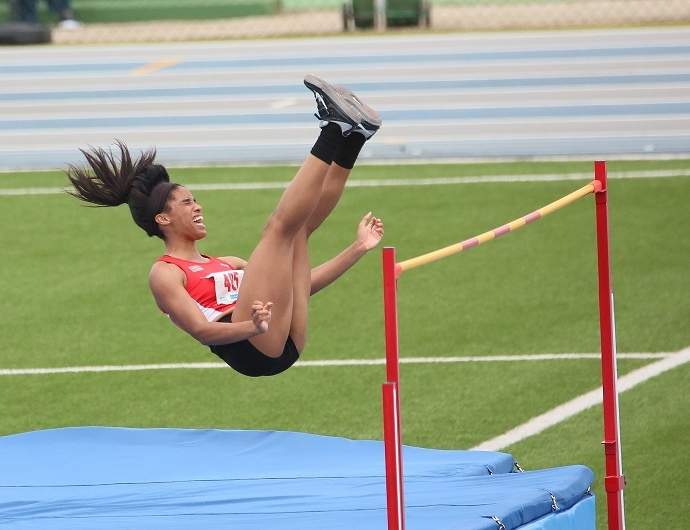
[382,247,405,530]
[594,161,626,530]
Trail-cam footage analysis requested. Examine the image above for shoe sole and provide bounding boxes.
[335,86,382,129]
[304,74,363,127]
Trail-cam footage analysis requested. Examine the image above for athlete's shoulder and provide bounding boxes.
[149,259,185,282]
[217,255,248,269]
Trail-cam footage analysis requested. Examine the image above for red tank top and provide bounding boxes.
[158,255,244,322]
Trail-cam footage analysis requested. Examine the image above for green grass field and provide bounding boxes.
[1,159,688,529]
[0,0,280,24]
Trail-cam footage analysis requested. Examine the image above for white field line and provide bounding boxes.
[0,352,673,376]
[472,346,690,452]
[0,169,687,197]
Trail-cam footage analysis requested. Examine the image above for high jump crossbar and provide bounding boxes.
[381,161,625,530]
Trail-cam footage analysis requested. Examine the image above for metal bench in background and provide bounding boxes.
[343,0,431,31]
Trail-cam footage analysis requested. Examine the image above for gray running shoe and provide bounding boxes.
[304,74,364,136]
[334,85,382,139]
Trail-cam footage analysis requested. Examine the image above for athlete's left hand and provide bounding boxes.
[356,212,384,251]
[251,301,273,334]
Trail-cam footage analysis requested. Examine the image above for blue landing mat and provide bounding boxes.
[0,427,594,530]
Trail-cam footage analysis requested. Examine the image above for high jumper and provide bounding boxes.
[67,75,384,377]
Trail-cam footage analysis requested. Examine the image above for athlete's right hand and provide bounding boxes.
[251,301,273,334]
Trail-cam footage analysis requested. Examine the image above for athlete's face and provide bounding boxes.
[157,186,206,240]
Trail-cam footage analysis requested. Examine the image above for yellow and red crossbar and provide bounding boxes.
[396,180,601,277]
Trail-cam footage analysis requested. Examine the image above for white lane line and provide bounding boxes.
[472,346,690,452]
[0,352,673,376]
[1,169,687,197]
[4,84,690,111]
[6,94,690,119]
[270,98,298,109]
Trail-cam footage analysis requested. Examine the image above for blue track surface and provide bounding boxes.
[1,73,689,102]
[2,102,689,131]
[2,27,688,168]
[2,44,689,75]
[0,427,595,530]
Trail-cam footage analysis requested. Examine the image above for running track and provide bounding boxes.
[1,26,689,169]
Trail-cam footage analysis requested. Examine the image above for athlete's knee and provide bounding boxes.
[290,332,306,353]
[263,211,300,239]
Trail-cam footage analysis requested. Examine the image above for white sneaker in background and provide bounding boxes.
[57,19,81,30]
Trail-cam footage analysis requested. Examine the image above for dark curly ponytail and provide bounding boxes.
[67,141,179,238]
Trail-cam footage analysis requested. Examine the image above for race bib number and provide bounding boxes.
[206,270,244,305]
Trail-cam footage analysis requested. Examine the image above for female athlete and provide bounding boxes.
[67,75,383,377]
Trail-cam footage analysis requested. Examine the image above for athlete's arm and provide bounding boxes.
[311,213,384,295]
[149,262,271,346]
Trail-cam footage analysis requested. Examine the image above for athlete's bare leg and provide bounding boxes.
[287,228,310,352]
[290,160,360,350]
[233,75,380,357]
[246,162,352,354]
[232,155,329,357]
[305,162,351,235]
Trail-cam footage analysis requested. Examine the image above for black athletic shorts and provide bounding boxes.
[210,336,300,378]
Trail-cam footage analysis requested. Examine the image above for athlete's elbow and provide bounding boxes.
[189,323,214,345]
[309,276,323,295]
[195,335,214,346]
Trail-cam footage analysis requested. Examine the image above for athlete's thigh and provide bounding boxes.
[233,231,295,357]
[288,231,310,352]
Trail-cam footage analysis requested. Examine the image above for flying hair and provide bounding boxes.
[66,141,178,238]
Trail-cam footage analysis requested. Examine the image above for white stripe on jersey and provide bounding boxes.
[196,301,226,323]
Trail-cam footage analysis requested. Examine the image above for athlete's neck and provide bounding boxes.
[163,240,206,262]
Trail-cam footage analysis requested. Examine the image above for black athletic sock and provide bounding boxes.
[310,123,345,164]
[332,133,367,170]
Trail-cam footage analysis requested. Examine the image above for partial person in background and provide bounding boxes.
[11,0,80,29]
